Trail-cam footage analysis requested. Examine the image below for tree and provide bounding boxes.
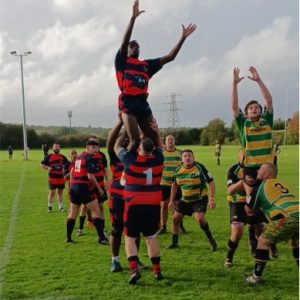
[200,118,226,145]
[286,111,299,144]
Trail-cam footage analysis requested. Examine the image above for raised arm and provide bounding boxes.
[149,119,163,148]
[120,0,145,55]
[106,118,123,153]
[114,131,128,157]
[248,66,273,112]
[231,67,244,118]
[159,23,197,66]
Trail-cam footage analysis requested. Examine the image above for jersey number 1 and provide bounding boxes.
[143,168,153,185]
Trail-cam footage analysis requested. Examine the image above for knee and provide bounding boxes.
[128,137,140,151]
[111,225,123,238]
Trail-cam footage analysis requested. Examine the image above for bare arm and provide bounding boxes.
[208,180,216,209]
[231,67,244,117]
[227,180,244,195]
[168,182,179,210]
[120,0,145,55]
[159,23,197,66]
[88,173,104,196]
[106,118,123,153]
[248,66,273,112]
[114,131,127,157]
[149,119,163,148]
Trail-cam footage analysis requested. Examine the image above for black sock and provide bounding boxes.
[79,216,86,230]
[150,256,161,273]
[172,234,179,245]
[292,247,299,265]
[227,239,239,261]
[254,249,269,276]
[200,223,213,240]
[67,218,76,239]
[93,218,105,240]
[248,223,257,245]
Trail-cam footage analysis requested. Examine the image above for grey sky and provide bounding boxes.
[0,0,298,129]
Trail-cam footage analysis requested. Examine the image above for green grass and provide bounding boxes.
[0,146,299,300]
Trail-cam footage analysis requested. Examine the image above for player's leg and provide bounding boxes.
[225,203,246,267]
[109,195,124,272]
[47,188,56,212]
[168,210,184,248]
[86,198,108,244]
[56,188,64,211]
[66,202,80,242]
[121,112,140,151]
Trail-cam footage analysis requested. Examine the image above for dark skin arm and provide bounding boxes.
[114,131,128,157]
[106,118,123,153]
[159,23,197,66]
[120,0,145,55]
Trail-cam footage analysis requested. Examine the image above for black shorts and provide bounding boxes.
[176,196,208,216]
[161,186,182,201]
[70,185,93,206]
[49,183,65,190]
[118,94,152,121]
[229,202,247,224]
[109,194,125,229]
[252,209,268,225]
[124,205,160,238]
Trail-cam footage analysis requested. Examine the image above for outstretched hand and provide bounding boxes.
[181,23,197,38]
[247,66,261,82]
[233,67,244,84]
[132,0,145,18]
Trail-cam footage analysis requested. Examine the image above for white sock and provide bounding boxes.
[112,256,120,262]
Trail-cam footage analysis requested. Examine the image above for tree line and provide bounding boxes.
[0,112,298,150]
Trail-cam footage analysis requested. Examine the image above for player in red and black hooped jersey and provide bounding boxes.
[41,143,69,213]
[107,119,145,272]
[64,149,78,199]
[114,120,164,284]
[66,138,107,243]
[115,0,196,152]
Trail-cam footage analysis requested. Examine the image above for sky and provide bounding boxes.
[0,0,299,129]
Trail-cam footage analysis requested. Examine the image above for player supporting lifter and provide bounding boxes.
[106,119,144,272]
[115,0,196,151]
[114,121,164,284]
[244,163,299,284]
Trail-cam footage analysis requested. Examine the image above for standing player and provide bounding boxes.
[244,163,299,284]
[41,143,69,213]
[8,145,13,160]
[215,140,221,165]
[115,0,196,151]
[168,150,217,251]
[231,66,273,197]
[160,135,184,234]
[114,123,164,284]
[66,138,105,243]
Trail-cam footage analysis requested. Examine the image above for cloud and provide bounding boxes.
[31,19,118,59]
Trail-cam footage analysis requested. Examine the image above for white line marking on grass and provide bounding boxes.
[0,164,25,298]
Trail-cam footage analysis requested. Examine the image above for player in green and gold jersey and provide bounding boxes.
[167,149,217,251]
[160,135,184,234]
[244,163,299,284]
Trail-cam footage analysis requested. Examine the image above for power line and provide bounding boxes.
[165,93,182,128]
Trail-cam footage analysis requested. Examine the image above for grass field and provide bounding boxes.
[0,145,298,300]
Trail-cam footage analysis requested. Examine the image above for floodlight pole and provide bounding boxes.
[10,50,31,160]
[68,110,73,136]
